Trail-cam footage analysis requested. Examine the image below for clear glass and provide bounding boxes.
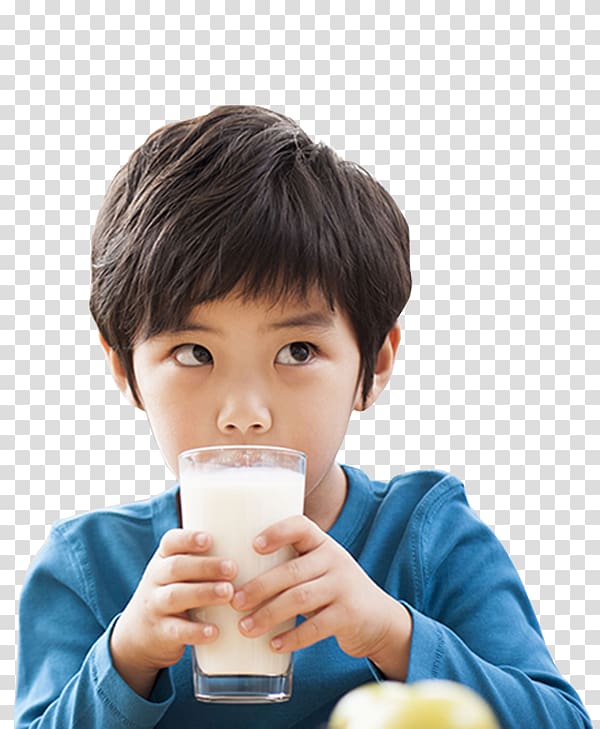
[178,445,306,703]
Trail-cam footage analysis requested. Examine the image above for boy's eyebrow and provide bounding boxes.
[264,311,335,332]
[164,311,335,336]
[164,323,218,335]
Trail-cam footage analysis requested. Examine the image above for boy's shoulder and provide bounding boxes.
[49,485,179,549]
[387,468,470,513]
[24,487,180,625]
[387,468,465,494]
[339,465,473,549]
[347,465,467,510]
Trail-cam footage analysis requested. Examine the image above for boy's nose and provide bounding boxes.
[216,396,272,436]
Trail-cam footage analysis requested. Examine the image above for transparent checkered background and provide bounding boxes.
[2,1,599,725]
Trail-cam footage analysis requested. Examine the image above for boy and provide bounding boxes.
[16,105,590,728]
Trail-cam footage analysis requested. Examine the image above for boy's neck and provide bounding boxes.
[303,463,348,533]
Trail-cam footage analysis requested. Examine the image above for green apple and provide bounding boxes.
[328,679,500,729]
[328,682,413,729]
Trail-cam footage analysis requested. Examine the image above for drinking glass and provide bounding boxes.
[178,445,306,703]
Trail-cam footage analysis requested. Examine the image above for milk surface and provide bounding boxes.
[180,465,305,675]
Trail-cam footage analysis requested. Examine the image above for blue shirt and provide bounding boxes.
[16,467,591,728]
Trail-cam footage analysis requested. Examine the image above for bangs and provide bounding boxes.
[135,141,355,343]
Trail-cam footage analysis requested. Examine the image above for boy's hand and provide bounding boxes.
[110,528,237,698]
[231,516,412,681]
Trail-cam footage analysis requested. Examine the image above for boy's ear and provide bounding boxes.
[98,333,145,411]
[353,322,401,412]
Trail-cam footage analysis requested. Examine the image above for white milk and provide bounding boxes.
[180,465,305,676]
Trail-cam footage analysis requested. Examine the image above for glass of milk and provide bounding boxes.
[178,445,306,703]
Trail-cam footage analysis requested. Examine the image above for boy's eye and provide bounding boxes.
[173,344,213,366]
[275,342,315,365]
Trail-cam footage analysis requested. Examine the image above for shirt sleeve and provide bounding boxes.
[16,524,175,729]
[392,476,592,729]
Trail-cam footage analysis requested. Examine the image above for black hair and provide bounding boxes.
[90,105,411,407]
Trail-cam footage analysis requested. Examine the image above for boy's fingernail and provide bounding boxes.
[254,535,267,550]
[232,590,246,609]
[240,616,254,633]
[195,533,208,548]
[220,559,234,576]
[215,582,232,597]
[271,637,283,651]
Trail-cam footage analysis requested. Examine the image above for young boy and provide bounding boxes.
[16,105,590,729]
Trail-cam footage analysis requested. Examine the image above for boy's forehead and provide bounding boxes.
[154,288,342,337]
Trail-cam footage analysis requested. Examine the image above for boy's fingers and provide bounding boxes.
[156,580,234,615]
[254,515,326,556]
[155,554,237,586]
[157,528,212,558]
[162,616,220,646]
[232,549,327,612]
[269,605,338,654]
[238,575,332,637]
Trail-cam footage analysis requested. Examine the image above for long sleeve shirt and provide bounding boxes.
[16,466,591,728]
